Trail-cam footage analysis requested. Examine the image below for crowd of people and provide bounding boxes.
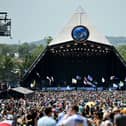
[0,90,126,126]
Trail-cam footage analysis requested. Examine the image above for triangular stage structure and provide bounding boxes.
[21,7,126,89]
[49,7,111,46]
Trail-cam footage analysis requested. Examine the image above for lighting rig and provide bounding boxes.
[0,12,11,37]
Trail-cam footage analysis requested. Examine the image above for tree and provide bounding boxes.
[117,45,126,61]
[0,37,52,83]
[32,44,45,59]
[0,56,15,81]
[18,42,30,58]
[44,36,53,45]
[0,44,11,56]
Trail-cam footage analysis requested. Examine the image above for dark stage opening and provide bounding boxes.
[22,41,126,90]
[46,55,111,87]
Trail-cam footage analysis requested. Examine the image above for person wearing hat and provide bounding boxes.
[112,107,120,115]
[112,107,126,126]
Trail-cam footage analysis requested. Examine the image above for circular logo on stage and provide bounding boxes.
[71,25,89,42]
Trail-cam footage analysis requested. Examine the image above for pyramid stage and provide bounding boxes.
[21,7,126,90]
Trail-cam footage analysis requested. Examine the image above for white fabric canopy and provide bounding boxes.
[11,87,34,95]
[49,7,111,46]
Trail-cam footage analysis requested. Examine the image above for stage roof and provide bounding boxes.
[21,7,126,88]
[11,87,34,95]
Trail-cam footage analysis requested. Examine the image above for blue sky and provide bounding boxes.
[0,0,126,44]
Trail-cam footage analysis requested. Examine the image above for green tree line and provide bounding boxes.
[116,45,126,61]
[0,36,52,86]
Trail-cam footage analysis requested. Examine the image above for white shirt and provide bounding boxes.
[58,112,65,121]
[100,120,113,126]
[37,116,56,126]
[62,114,88,126]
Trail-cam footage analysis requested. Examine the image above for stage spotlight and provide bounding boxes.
[83,43,87,46]
[90,44,94,48]
[60,46,63,49]
[97,46,101,49]
[66,44,71,47]
[74,42,78,46]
